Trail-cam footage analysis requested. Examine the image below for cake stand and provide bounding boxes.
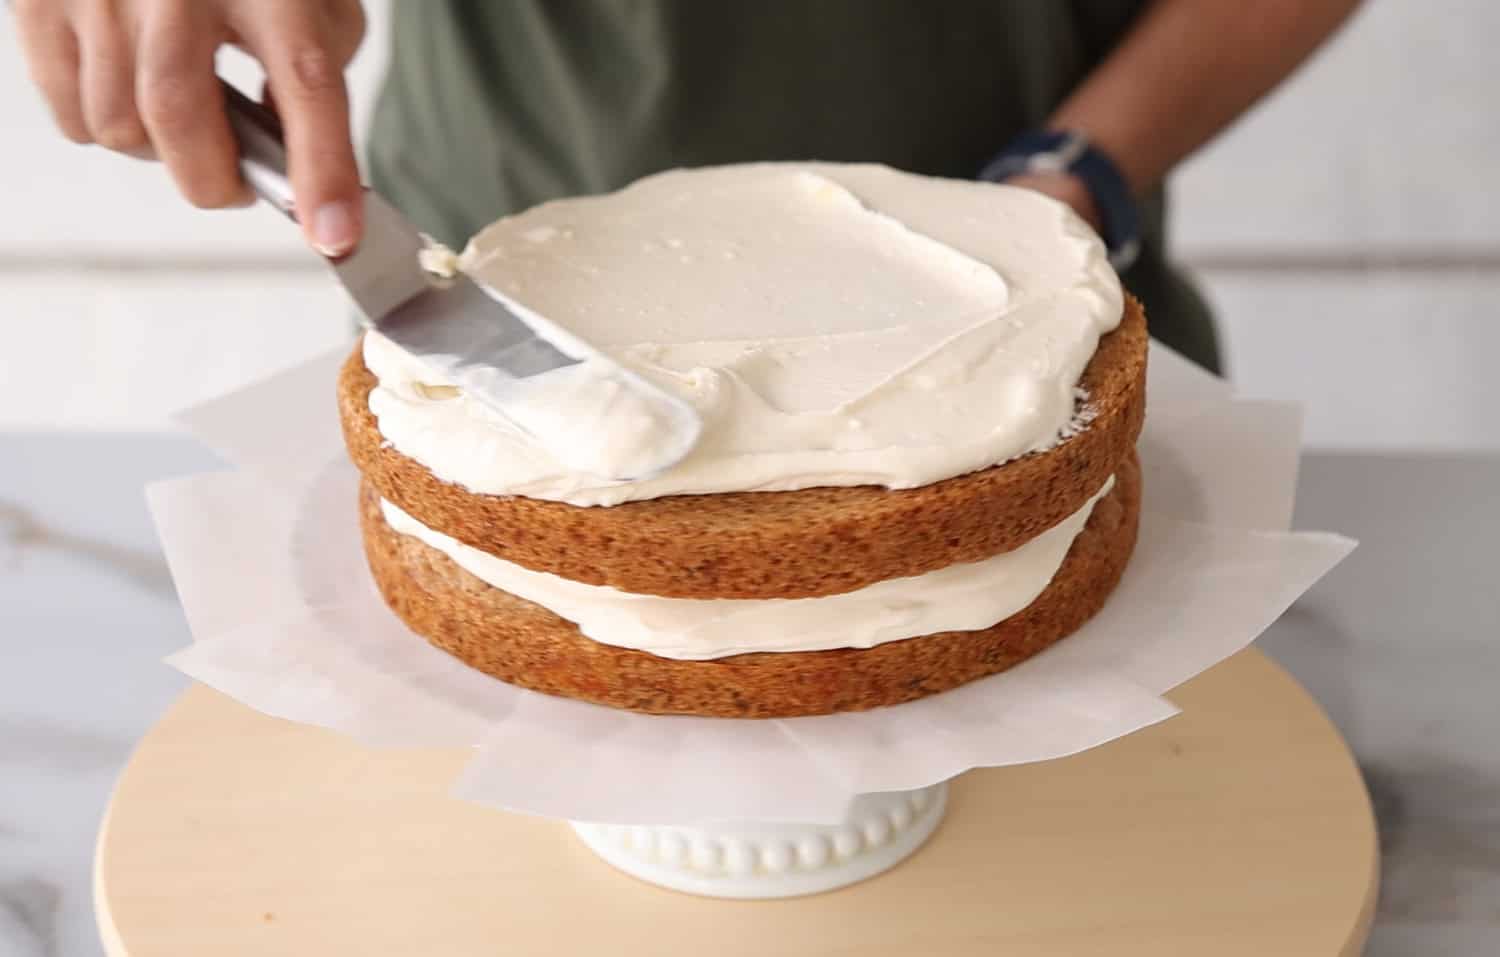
[94,649,1377,956]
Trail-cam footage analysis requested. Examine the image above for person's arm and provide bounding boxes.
[14,0,367,256]
[1010,0,1364,225]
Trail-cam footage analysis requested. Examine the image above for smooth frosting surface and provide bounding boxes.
[364,163,1122,506]
[380,477,1112,660]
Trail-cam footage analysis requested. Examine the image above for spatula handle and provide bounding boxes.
[221,80,297,220]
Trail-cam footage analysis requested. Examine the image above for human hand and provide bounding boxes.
[1004,172,1103,234]
[15,0,367,255]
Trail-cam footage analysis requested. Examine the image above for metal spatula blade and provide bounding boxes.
[221,81,700,480]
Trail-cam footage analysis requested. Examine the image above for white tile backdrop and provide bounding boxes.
[2,0,1497,448]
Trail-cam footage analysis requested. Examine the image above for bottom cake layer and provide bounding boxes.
[359,451,1141,718]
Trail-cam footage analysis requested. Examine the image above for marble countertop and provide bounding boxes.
[2,434,1496,956]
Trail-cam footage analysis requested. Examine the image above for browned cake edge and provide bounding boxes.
[358,450,1142,718]
[340,296,1147,600]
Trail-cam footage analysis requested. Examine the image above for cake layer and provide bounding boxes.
[360,163,1124,505]
[358,451,1141,718]
[379,476,1114,661]
[338,295,1146,600]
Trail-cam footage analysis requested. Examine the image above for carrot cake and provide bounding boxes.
[338,163,1147,718]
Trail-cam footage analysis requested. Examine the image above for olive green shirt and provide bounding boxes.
[368,0,1219,370]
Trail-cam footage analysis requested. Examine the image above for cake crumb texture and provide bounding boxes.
[358,450,1141,718]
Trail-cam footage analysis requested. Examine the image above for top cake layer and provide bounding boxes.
[363,163,1123,507]
[339,297,1144,599]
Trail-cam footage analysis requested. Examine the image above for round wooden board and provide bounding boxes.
[95,649,1377,956]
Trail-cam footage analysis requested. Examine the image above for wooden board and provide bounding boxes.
[95,649,1377,956]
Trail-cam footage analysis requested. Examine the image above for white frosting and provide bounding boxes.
[417,238,462,280]
[379,476,1112,661]
[452,356,701,481]
[364,163,1122,506]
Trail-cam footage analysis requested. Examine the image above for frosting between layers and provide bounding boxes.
[364,163,1123,506]
[379,476,1114,661]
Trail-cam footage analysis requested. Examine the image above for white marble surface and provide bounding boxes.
[1,434,1496,955]
[1261,452,1500,955]
[0,435,209,957]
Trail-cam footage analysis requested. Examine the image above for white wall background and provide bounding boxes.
[2,0,1496,450]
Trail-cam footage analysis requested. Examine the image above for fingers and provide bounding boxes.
[17,0,363,229]
[76,0,150,156]
[135,1,247,208]
[14,0,91,144]
[235,3,364,255]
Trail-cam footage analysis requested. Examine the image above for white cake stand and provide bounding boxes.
[94,650,1378,956]
[571,784,949,899]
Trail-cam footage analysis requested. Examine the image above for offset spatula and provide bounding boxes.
[221,81,700,480]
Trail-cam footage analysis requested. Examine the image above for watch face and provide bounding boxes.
[1029,153,1071,175]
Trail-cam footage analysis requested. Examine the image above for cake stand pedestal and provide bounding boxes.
[572,784,950,899]
[94,649,1378,956]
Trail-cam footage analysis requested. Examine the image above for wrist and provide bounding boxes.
[979,129,1141,271]
[1001,171,1103,233]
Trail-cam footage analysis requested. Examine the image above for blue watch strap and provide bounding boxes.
[979,130,1140,271]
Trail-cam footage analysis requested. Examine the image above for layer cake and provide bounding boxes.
[338,163,1147,717]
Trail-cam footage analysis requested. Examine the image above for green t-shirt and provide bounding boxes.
[368,0,1219,370]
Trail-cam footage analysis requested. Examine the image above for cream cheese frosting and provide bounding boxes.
[380,476,1113,661]
[364,162,1123,506]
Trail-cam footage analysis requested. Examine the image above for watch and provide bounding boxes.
[979,129,1141,271]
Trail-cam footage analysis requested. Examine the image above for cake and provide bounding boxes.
[338,163,1147,718]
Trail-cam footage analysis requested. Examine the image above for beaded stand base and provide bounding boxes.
[569,784,948,899]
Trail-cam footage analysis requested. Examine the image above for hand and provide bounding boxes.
[14,0,367,256]
[1004,172,1103,233]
